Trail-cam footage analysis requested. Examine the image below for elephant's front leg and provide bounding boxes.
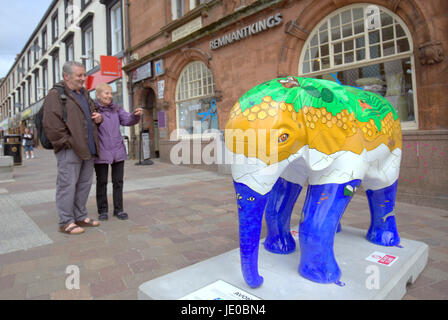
[366,180,400,246]
[234,181,270,288]
[299,180,361,283]
[264,177,302,254]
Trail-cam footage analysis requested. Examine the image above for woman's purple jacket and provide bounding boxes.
[94,100,140,164]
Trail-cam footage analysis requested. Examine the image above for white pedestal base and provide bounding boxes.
[138,226,428,300]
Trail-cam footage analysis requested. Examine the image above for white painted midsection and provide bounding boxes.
[228,144,402,195]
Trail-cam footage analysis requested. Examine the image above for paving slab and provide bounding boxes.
[138,226,428,300]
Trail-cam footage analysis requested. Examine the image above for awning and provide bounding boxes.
[0,118,8,131]
[21,99,44,120]
[21,109,32,119]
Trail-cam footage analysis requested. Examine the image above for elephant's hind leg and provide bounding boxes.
[365,180,400,246]
[264,177,302,254]
[299,180,361,283]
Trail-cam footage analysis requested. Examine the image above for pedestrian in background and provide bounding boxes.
[94,82,142,221]
[43,61,102,235]
[22,127,35,159]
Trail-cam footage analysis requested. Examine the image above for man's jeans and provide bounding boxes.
[55,148,94,227]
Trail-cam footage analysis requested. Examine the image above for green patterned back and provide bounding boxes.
[238,77,398,132]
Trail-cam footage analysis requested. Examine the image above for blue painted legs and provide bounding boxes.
[366,180,400,246]
[233,181,269,288]
[264,178,302,254]
[298,180,361,283]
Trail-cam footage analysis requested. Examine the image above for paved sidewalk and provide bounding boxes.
[0,148,447,299]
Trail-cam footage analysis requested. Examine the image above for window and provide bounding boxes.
[41,27,48,54]
[27,50,32,71]
[81,0,91,11]
[15,89,20,112]
[53,52,60,84]
[52,12,59,43]
[110,2,123,55]
[33,38,40,62]
[20,58,25,80]
[65,0,74,28]
[190,0,205,10]
[82,26,94,70]
[171,0,184,20]
[175,61,217,136]
[65,36,74,61]
[28,78,32,106]
[299,4,416,127]
[34,70,40,101]
[21,84,26,110]
[42,62,48,96]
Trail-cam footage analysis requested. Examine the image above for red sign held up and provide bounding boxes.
[100,55,121,76]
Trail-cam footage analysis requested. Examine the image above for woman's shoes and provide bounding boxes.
[98,212,109,221]
[114,212,128,220]
[98,212,128,220]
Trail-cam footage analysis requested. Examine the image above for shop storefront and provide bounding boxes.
[124,0,447,208]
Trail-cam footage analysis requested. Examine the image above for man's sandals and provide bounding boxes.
[58,218,100,235]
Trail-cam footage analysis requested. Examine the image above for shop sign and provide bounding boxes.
[132,62,152,83]
[158,111,166,129]
[172,16,202,42]
[210,13,283,50]
[158,80,165,99]
[154,59,164,76]
[100,55,121,76]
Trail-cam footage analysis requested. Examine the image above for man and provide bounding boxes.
[43,61,102,235]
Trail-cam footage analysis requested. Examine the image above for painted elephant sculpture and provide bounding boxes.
[224,77,402,288]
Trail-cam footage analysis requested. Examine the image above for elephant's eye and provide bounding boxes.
[247,196,255,201]
[278,133,289,143]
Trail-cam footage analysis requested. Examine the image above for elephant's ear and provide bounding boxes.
[306,148,335,171]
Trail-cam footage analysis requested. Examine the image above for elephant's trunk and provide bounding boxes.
[233,181,270,288]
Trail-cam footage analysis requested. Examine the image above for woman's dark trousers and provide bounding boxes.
[94,161,125,215]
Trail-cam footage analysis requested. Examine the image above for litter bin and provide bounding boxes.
[3,134,22,166]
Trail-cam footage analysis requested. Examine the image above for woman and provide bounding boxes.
[22,127,35,159]
[94,82,143,221]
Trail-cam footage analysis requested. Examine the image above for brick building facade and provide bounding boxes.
[123,0,448,209]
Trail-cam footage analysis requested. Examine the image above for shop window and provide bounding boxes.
[175,61,217,136]
[299,4,416,128]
